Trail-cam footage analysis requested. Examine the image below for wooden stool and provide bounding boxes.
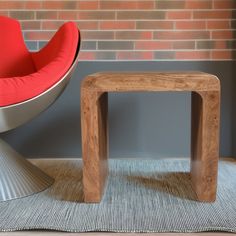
[81,72,220,203]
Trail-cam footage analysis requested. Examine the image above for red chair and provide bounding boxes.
[0,16,80,201]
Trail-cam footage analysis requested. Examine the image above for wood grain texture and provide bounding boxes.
[82,72,220,92]
[191,91,220,202]
[81,89,108,202]
[81,71,221,203]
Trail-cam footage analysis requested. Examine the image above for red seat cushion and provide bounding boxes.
[0,16,36,77]
[0,16,79,107]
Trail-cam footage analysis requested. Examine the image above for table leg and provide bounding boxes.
[191,90,220,202]
[81,89,108,203]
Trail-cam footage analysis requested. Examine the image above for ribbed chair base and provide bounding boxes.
[0,139,54,201]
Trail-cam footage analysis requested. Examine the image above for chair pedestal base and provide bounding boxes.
[0,139,54,201]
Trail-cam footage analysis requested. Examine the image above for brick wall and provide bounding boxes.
[1,0,235,60]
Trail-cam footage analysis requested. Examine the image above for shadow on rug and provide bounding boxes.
[0,158,235,233]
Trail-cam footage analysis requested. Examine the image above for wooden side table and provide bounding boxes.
[81,72,220,203]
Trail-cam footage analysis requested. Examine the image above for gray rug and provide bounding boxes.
[0,158,236,233]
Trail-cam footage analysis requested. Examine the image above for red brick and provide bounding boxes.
[5,0,236,62]
[211,31,233,39]
[214,41,227,49]
[117,11,165,20]
[185,1,212,9]
[207,21,231,29]
[0,2,25,9]
[0,11,9,17]
[78,11,115,20]
[77,21,99,30]
[193,11,232,19]
[24,31,54,41]
[41,21,63,30]
[116,31,152,40]
[100,21,135,30]
[21,21,41,30]
[77,1,99,10]
[154,31,210,40]
[117,51,153,60]
[78,52,95,60]
[176,21,206,30]
[167,11,191,19]
[25,1,42,9]
[135,41,172,50]
[42,1,63,9]
[214,0,236,9]
[58,11,77,20]
[211,51,232,60]
[100,1,154,10]
[176,51,210,59]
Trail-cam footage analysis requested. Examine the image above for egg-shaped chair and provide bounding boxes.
[0,16,80,201]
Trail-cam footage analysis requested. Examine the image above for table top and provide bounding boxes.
[81,71,220,92]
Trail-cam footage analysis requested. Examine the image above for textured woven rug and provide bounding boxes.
[0,158,236,233]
